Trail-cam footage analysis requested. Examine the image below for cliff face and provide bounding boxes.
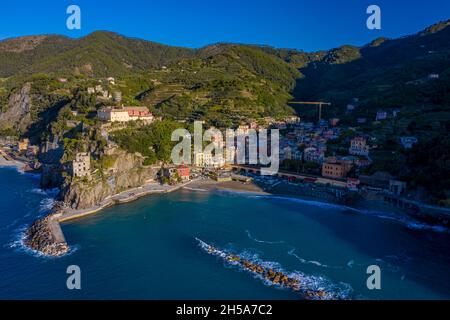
[61,150,159,209]
[0,83,32,132]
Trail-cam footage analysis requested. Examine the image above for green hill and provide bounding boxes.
[1,20,450,131]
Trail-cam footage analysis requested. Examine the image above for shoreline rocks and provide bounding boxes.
[24,215,69,257]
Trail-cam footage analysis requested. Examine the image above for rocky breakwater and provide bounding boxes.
[196,238,350,300]
[24,214,69,257]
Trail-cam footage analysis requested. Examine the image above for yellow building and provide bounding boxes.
[17,139,29,152]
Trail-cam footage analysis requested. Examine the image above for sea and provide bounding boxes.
[1,167,450,299]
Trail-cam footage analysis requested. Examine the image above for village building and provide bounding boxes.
[303,147,324,164]
[349,137,369,156]
[330,118,340,127]
[211,170,232,182]
[17,139,29,152]
[428,73,439,80]
[248,121,258,129]
[72,153,91,178]
[236,125,250,135]
[193,152,204,167]
[359,171,394,190]
[97,106,154,123]
[389,180,407,195]
[282,146,293,161]
[26,145,39,157]
[347,104,356,111]
[176,165,190,181]
[106,77,116,85]
[357,117,367,124]
[321,157,352,179]
[375,110,388,121]
[400,136,418,149]
[112,91,122,103]
[347,178,360,191]
[285,116,301,125]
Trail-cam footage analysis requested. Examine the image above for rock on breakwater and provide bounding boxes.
[25,215,69,257]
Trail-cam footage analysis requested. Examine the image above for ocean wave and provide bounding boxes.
[183,187,208,192]
[287,247,341,269]
[39,197,55,214]
[31,188,59,215]
[245,230,284,245]
[30,188,47,195]
[248,195,450,234]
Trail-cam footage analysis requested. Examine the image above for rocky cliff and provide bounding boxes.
[61,150,159,209]
[0,83,32,133]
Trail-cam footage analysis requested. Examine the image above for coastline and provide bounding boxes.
[23,178,271,256]
[24,179,200,256]
[22,174,450,257]
[186,179,270,195]
[0,150,28,172]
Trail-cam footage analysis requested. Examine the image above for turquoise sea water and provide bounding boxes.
[1,167,450,299]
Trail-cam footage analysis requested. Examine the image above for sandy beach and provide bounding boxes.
[186,179,269,195]
[0,149,26,171]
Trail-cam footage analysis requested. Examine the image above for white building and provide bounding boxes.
[106,77,116,85]
[349,137,369,156]
[98,107,130,122]
[193,152,204,167]
[376,110,388,121]
[97,106,154,123]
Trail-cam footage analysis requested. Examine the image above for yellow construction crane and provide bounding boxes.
[289,101,332,123]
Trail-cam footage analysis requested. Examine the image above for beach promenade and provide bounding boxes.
[57,179,197,223]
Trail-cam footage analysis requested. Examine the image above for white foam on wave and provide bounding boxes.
[31,188,59,215]
[245,230,284,245]
[6,224,76,259]
[287,247,341,269]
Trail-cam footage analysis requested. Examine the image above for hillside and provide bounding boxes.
[0,33,303,130]
[1,20,450,134]
[292,20,450,119]
[0,31,195,77]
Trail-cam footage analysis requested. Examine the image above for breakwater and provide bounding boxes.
[196,238,350,300]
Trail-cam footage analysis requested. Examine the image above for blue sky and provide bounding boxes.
[0,0,449,51]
